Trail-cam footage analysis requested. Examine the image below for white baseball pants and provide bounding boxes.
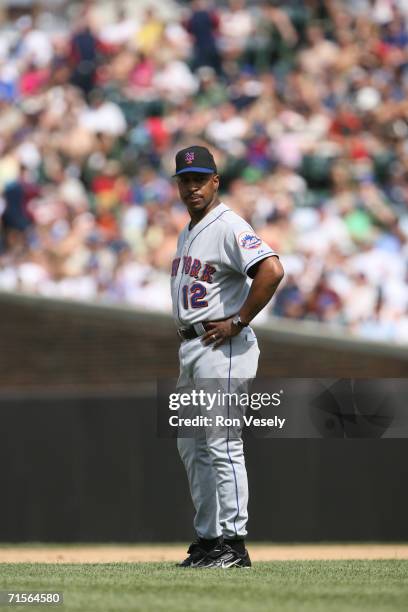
[176,328,260,539]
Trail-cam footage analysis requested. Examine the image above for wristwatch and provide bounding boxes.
[232,315,249,330]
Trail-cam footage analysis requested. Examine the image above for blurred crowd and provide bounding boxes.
[0,0,407,343]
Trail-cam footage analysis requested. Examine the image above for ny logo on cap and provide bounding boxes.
[185,151,195,164]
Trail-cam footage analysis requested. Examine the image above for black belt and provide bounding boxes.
[177,322,211,341]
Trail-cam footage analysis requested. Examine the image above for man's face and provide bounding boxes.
[176,172,219,214]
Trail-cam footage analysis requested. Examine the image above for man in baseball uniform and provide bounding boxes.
[170,145,284,568]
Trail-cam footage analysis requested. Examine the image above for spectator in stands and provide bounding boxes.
[70,17,99,98]
[186,0,222,74]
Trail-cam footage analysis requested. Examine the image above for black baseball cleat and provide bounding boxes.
[197,544,252,568]
[177,541,212,567]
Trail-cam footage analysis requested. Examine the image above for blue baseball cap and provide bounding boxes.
[173,145,217,176]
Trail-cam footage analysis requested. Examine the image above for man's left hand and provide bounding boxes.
[201,318,242,349]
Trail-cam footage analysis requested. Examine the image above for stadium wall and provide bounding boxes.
[0,291,407,389]
[0,291,407,542]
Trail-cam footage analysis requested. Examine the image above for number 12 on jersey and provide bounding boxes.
[182,283,208,309]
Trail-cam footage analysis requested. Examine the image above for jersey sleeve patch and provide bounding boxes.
[237,231,263,250]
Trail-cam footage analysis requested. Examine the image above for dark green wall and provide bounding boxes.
[0,393,407,542]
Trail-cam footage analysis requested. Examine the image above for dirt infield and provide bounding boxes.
[1,544,408,563]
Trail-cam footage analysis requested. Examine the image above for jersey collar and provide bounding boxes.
[187,202,229,236]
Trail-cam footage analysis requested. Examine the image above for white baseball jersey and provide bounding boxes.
[170,202,277,327]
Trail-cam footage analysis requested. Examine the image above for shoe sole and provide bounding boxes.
[202,565,252,569]
[199,560,252,569]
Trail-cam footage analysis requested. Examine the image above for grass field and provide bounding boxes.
[1,560,408,612]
